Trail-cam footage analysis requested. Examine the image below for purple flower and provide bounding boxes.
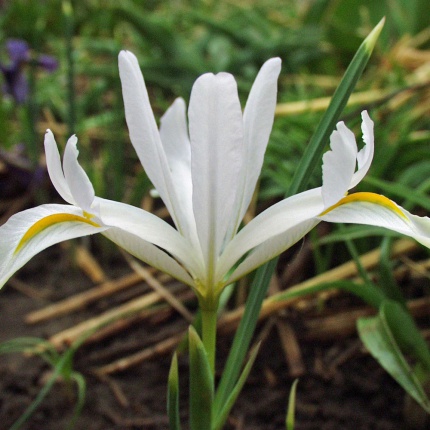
[0,38,58,104]
[37,55,58,72]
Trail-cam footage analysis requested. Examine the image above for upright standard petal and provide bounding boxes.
[63,135,96,214]
[118,51,188,237]
[321,121,357,208]
[236,58,282,227]
[159,98,199,249]
[350,111,374,188]
[188,72,244,279]
[0,204,106,288]
[44,130,74,204]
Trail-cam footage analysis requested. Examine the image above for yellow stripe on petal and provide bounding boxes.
[320,192,408,220]
[15,213,101,254]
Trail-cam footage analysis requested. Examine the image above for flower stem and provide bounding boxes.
[201,307,217,375]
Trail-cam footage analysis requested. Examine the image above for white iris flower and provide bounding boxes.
[1,51,429,309]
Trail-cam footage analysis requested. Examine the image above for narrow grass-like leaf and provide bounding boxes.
[378,237,406,305]
[167,353,182,430]
[214,258,277,415]
[9,345,71,430]
[357,300,430,413]
[0,337,58,361]
[288,17,385,196]
[189,326,213,430]
[62,0,76,136]
[3,326,96,429]
[213,343,261,430]
[286,379,299,430]
[268,279,385,310]
[318,225,398,244]
[67,372,86,430]
[213,19,385,417]
[338,225,372,285]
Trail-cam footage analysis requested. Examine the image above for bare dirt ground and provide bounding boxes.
[0,242,414,430]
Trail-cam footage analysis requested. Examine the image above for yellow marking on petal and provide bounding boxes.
[15,213,101,254]
[320,192,408,219]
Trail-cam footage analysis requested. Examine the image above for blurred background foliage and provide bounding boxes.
[0,0,429,257]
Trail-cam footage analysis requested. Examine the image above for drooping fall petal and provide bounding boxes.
[96,197,204,280]
[319,192,430,249]
[218,188,323,284]
[0,204,106,287]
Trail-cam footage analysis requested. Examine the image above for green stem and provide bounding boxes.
[201,307,217,376]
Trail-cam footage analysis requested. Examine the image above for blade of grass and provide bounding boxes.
[67,372,86,430]
[189,327,213,430]
[213,343,261,430]
[167,353,182,430]
[286,379,299,430]
[213,258,277,414]
[9,344,72,430]
[378,237,406,305]
[62,0,76,136]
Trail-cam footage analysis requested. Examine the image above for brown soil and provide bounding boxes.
[0,241,417,430]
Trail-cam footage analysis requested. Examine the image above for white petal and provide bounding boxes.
[322,121,357,208]
[217,188,323,282]
[350,110,375,188]
[188,71,244,273]
[44,130,74,204]
[62,135,95,214]
[159,98,199,248]
[0,204,106,288]
[226,218,319,286]
[160,98,191,169]
[103,228,194,287]
[118,51,185,232]
[96,197,205,280]
[319,192,430,248]
[236,58,282,228]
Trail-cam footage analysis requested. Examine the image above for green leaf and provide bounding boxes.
[214,258,277,415]
[357,300,430,412]
[286,379,299,430]
[67,372,86,430]
[167,353,182,430]
[287,17,385,196]
[0,337,59,364]
[270,280,386,310]
[9,344,73,430]
[189,326,214,430]
[382,301,430,371]
[318,225,399,244]
[213,343,261,430]
[378,237,406,305]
